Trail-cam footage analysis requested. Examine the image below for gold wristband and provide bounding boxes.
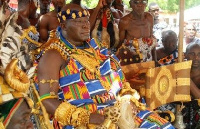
[71,107,90,127]
[54,102,77,126]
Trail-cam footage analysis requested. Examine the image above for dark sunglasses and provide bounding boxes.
[133,0,147,5]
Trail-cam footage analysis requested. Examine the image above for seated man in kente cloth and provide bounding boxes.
[116,0,156,65]
[156,30,178,66]
[35,3,174,129]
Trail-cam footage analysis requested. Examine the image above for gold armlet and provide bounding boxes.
[39,79,58,87]
[54,102,77,126]
[71,107,90,127]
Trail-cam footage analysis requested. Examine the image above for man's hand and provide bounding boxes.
[97,0,104,8]
[89,113,105,125]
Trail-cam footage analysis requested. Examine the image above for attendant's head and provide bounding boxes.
[0,98,34,129]
[18,0,38,18]
[58,4,90,46]
[39,0,51,15]
[112,0,124,12]
[52,0,65,12]
[161,30,177,53]
[70,0,81,5]
[130,0,148,15]
[148,2,159,24]
[185,43,200,69]
[185,24,197,42]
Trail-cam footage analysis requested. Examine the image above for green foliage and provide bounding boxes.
[76,0,200,13]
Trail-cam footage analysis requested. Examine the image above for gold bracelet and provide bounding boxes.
[54,102,77,126]
[71,107,90,127]
[39,79,58,87]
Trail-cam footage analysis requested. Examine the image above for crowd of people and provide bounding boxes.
[0,0,200,129]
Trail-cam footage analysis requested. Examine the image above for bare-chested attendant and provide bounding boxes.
[185,43,200,99]
[17,0,39,29]
[116,0,156,65]
[37,0,65,43]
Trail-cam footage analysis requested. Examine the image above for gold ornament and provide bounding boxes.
[4,58,30,92]
[39,79,58,87]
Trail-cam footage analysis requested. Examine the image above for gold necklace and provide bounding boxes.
[67,40,112,91]
[66,41,101,76]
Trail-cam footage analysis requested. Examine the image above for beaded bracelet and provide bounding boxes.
[39,93,58,102]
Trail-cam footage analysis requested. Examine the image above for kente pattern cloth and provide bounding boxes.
[36,27,174,129]
[158,49,178,66]
[135,110,175,129]
[57,36,124,112]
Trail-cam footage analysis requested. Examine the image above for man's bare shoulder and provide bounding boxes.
[39,11,57,20]
[144,12,153,19]
[39,49,63,66]
[119,13,131,24]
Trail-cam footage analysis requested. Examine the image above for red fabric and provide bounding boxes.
[102,11,107,28]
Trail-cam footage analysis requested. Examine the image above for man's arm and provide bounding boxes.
[117,18,126,49]
[89,0,103,31]
[190,79,200,99]
[38,49,64,115]
[38,15,49,43]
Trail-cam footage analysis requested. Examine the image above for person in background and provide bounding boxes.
[37,0,65,43]
[148,2,168,48]
[112,0,124,17]
[39,0,51,15]
[116,0,156,65]
[148,2,159,25]
[17,0,39,28]
[183,43,200,128]
[185,43,200,99]
[183,23,200,52]
[156,30,178,66]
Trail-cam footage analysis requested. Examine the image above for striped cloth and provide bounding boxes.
[135,110,175,129]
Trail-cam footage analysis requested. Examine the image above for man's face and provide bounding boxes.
[6,100,33,129]
[185,25,196,40]
[162,34,177,52]
[149,5,159,20]
[64,16,90,45]
[186,46,200,69]
[130,0,147,15]
[39,0,50,10]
